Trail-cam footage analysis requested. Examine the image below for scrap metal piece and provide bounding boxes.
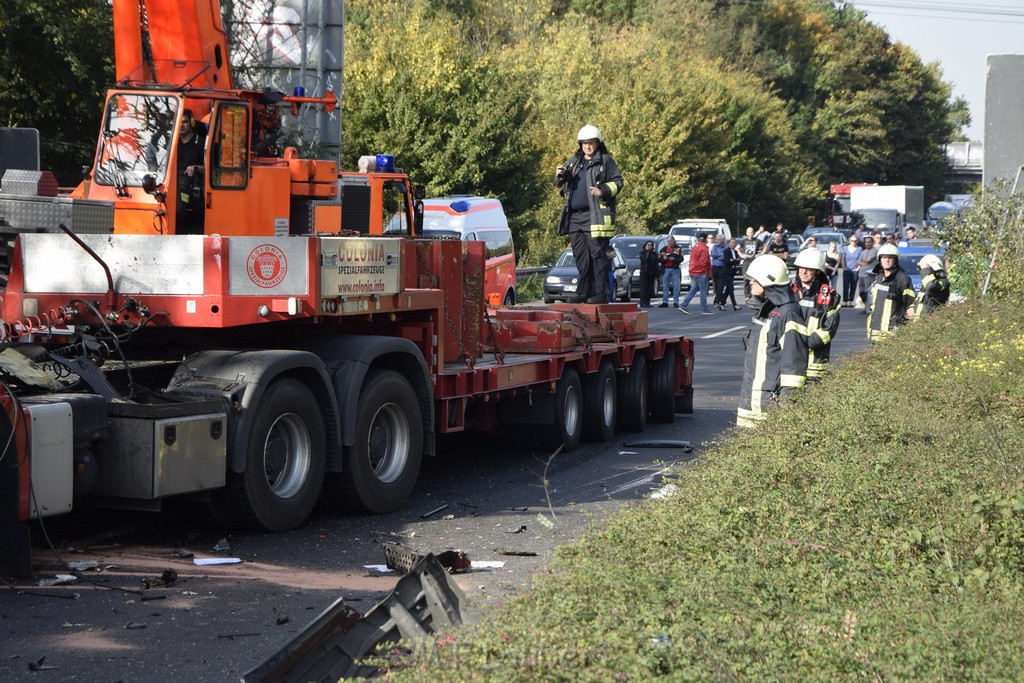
[242,554,465,683]
[384,542,470,574]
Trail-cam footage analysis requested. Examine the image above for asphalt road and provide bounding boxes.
[0,287,869,682]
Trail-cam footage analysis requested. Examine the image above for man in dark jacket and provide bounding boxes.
[867,243,916,342]
[638,239,659,308]
[737,256,808,428]
[555,124,624,304]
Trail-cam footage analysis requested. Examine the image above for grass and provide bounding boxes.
[374,299,1024,681]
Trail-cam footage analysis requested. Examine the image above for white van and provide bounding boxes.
[421,196,517,305]
[668,218,732,241]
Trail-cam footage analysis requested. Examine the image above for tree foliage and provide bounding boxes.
[0,0,113,184]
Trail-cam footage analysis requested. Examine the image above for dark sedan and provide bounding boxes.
[544,248,632,304]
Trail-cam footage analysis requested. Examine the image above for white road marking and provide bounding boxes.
[702,325,746,339]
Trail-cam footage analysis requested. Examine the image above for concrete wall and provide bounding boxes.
[984,54,1024,187]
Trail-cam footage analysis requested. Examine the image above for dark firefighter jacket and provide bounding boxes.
[794,274,841,380]
[868,265,915,342]
[736,284,809,428]
[913,269,950,317]
[555,149,623,239]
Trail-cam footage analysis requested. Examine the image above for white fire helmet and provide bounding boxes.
[577,124,604,143]
[746,255,790,287]
[878,243,900,258]
[794,248,826,271]
[918,253,944,272]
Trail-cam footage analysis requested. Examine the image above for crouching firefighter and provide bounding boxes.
[737,256,809,428]
[867,243,916,342]
[793,248,841,381]
[912,253,950,318]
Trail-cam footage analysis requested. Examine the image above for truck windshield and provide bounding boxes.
[858,209,898,229]
[94,94,179,188]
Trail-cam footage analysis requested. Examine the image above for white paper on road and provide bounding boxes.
[364,564,395,573]
[364,561,507,572]
[193,557,243,565]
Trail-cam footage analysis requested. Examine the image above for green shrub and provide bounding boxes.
[378,300,1024,681]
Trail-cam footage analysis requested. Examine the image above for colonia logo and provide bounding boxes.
[246,244,287,288]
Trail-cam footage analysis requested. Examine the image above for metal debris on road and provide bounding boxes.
[66,561,98,571]
[37,574,77,587]
[419,503,450,519]
[622,439,693,452]
[493,549,538,556]
[124,622,147,630]
[27,657,57,672]
[172,548,195,558]
[506,524,527,534]
[213,538,230,551]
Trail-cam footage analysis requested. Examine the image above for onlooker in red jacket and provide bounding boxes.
[679,233,714,315]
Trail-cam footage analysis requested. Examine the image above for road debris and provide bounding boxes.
[37,574,77,587]
[275,613,289,625]
[124,622,147,630]
[243,555,464,682]
[650,483,678,500]
[194,557,243,566]
[419,503,449,519]
[623,439,693,451]
[383,542,470,574]
[27,657,57,672]
[506,524,527,534]
[66,561,98,571]
[213,538,230,551]
[493,549,538,557]
[172,548,194,559]
[142,569,178,588]
[218,632,261,640]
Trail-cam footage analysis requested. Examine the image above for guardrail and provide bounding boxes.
[516,266,551,282]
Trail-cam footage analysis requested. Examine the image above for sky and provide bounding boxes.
[851,0,1024,142]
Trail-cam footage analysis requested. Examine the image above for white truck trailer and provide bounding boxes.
[849,185,925,232]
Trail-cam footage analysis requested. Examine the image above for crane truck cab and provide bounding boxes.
[421,196,516,306]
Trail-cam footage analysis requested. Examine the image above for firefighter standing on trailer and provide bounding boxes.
[792,248,841,381]
[867,243,916,342]
[912,253,950,318]
[737,255,809,428]
[555,125,624,304]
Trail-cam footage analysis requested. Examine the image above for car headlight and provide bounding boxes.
[545,276,559,284]
[632,268,641,277]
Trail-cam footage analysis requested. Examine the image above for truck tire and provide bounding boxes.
[336,369,423,514]
[649,346,677,423]
[617,354,648,432]
[211,378,325,532]
[539,367,582,452]
[582,361,617,442]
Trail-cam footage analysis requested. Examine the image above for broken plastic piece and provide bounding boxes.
[38,574,77,587]
[194,557,243,566]
[213,538,230,551]
[67,560,99,571]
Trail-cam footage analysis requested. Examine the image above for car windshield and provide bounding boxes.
[422,212,466,233]
[94,93,179,187]
[610,239,648,259]
[421,229,461,240]
[556,250,576,268]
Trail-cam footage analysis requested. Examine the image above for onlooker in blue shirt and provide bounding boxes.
[842,235,862,307]
[710,235,730,311]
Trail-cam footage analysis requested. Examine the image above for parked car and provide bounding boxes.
[668,218,732,241]
[784,236,802,270]
[799,231,846,252]
[898,246,947,291]
[610,234,662,297]
[544,247,632,303]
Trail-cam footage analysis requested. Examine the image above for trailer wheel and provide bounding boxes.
[336,369,423,514]
[545,367,582,452]
[617,354,648,432]
[212,378,325,532]
[582,361,617,442]
[649,346,677,423]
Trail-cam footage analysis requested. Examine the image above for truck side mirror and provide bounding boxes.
[142,174,157,195]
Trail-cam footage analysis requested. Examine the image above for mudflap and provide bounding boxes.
[241,554,465,682]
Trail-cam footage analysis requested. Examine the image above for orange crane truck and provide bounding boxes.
[0,0,694,576]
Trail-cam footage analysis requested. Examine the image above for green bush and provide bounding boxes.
[941,188,1024,301]
[377,300,1024,681]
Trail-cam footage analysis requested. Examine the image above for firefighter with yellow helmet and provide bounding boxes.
[736,255,809,428]
[555,125,624,304]
[912,253,950,318]
[792,248,842,380]
[867,243,916,342]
